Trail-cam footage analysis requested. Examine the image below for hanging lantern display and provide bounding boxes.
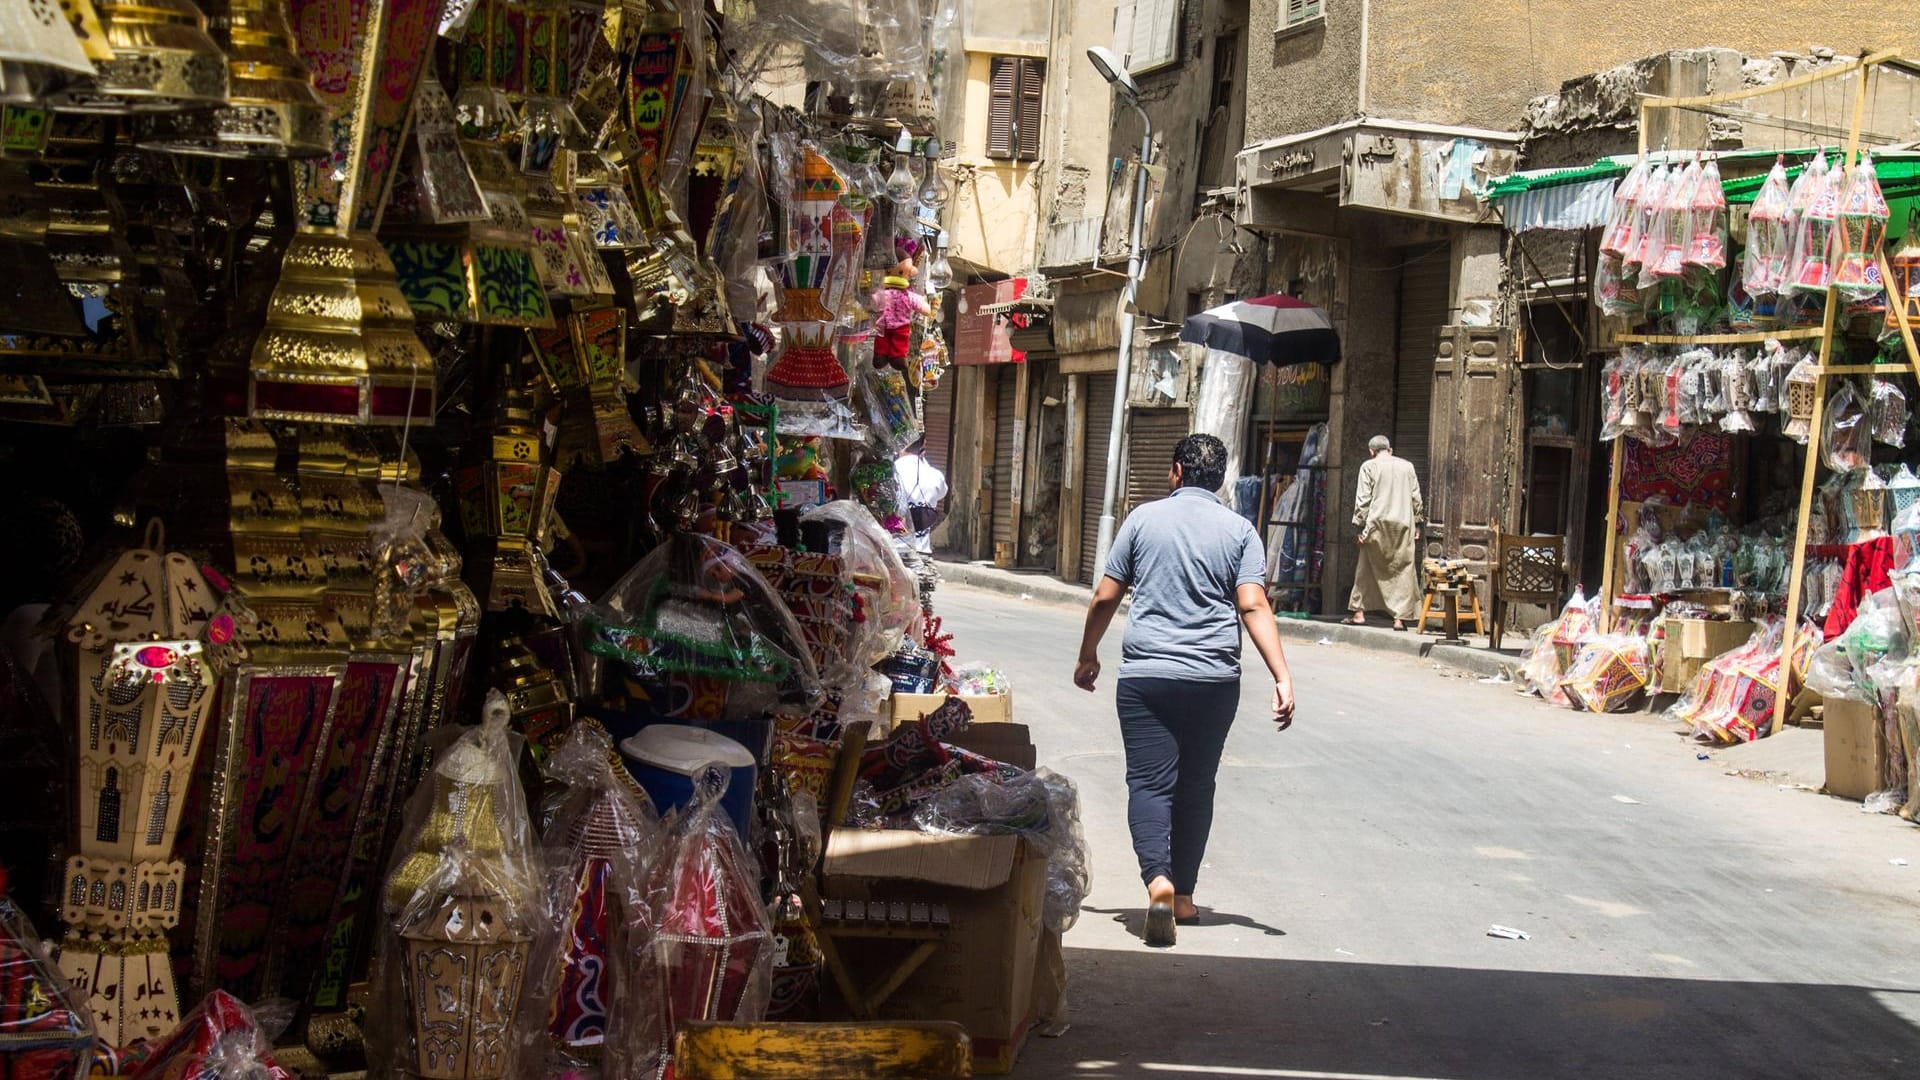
[773,146,844,325]
[1831,152,1889,301]
[1887,208,1920,333]
[1600,160,1650,261]
[1623,164,1670,274]
[58,522,237,1049]
[398,72,489,226]
[1639,157,1696,285]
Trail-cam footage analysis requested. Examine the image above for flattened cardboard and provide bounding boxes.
[1824,697,1886,801]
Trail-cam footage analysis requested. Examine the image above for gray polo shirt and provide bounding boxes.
[1105,485,1267,682]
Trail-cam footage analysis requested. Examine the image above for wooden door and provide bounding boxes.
[1425,326,1514,588]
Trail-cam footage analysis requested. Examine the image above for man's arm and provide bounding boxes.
[1237,582,1296,728]
[1074,575,1126,691]
[1352,460,1376,532]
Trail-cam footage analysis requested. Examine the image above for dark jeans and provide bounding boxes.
[1116,676,1238,894]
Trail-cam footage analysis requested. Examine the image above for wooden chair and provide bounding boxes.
[673,1020,972,1079]
[1490,532,1567,652]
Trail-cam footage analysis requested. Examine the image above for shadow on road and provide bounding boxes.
[1084,905,1287,942]
[1018,948,1920,1078]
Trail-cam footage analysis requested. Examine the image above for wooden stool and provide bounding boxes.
[1419,559,1484,643]
[673,1020,973,1078]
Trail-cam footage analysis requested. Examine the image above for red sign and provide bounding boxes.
[953,279,1028,365]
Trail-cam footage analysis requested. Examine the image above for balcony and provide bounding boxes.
[1041,216,1102,270]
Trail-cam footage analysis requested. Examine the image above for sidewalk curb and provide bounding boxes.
[935,558,1520,681]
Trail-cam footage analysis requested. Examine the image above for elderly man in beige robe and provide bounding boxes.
[1347,435,1423,630]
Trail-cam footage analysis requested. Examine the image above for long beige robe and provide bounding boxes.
[1349,453,1423,620]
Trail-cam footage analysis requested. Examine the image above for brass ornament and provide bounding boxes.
[131,0,328,158]
[45,0,232,114]
[250,229,437,425]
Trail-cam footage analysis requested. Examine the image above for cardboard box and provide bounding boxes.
[1658,617,1755,694]
[891,690,1013,728]
[824,830,1046,1074]
[1824,697,1887,801]
[948,722,1036,771]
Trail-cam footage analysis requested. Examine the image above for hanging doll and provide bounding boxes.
[870,236,932,373]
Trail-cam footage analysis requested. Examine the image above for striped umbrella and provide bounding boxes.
[1178,293,1340,365]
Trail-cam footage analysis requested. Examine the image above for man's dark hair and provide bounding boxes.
[1172,433,1228,491]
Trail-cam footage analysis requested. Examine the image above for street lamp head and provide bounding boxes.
[1086,46,1140,104]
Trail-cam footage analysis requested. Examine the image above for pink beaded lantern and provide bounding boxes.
[1625,164,1671,272]
[1831,152,1889,300]
[1643,159,1698,282]
[1742,158,1793,298]
[1683,157,1727,270]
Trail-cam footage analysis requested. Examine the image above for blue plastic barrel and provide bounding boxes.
[619,724,758,839]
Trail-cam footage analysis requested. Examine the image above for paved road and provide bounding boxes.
[931,583,1920,1080]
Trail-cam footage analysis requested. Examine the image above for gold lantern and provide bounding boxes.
[456,376,563,616]
[490,635,573,758]
[247,0,443,425]
[1888,209,1920,333]
[45,0,231,114]
[383,141,556,328]
[132,0,329,158]
[58,521,238,1048]
[399,892,531,1080]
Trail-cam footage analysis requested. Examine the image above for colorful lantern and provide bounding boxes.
[1888,208,1920,333]
[764,321,851,397]
[1831,152,1889,300]
[1682,156,1726,271]
[58,524,233,1049]
[0,888,94,1079]
[1742,158,1792,298]
[774,147,845,324]
[455,375,564,617]
[1623,164,1669,273]
[1787,153,1838,294]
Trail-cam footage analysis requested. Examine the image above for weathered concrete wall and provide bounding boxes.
[1250,2,1920,149]
[1244,3,1363,145]
[1036,0,1118,246]
[1365,2,1920,133]
[1107,0,1249,261]
[948,51,1043,274]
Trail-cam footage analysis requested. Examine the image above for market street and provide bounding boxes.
[931,583,1920,1079]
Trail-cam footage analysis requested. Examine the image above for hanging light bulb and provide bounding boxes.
[917,140,952,209]
[927,230,954,291]
[885,148,918,206]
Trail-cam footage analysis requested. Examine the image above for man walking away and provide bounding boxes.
[894,435,949,556]
[1074,434,1296,948]
[1347,435,1423,631]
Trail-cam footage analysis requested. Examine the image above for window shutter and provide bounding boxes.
[986,56,1015,159]
[1127,0,1177,72]
[1015,59,1045,161]
[1284,0,1323,27]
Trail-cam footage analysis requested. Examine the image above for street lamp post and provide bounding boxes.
[1086,46,1153,580]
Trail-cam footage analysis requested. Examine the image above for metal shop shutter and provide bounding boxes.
[990,366,1017,551]
[922,374,954,471]
[1124,406,1190,513]
[1078,373,1117,584]
[1394,250,1450,488]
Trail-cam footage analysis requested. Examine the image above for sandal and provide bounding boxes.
[1392,620,1406,631]
[1145,901,1176,948]
[1344,614,1367,626]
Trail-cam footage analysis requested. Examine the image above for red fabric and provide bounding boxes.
[1823,536,1898,639]
[874,323,912,359]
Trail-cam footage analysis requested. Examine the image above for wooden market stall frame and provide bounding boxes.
[1593,51,1920,734]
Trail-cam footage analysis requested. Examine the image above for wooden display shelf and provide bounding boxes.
[1614,327,1828,345]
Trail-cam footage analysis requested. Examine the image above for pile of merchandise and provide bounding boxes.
[0,0,1081,1077]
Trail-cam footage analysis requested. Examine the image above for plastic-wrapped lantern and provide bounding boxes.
[1788,154,1839,294]
[1647,159,1699,280]
[1624,164,1669,272]
[1743,158,1793,298]
[1831,152,1889,300]
[1886,208,1920,332]
[1683,156,1727,270]
[1601,160,1650,259]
